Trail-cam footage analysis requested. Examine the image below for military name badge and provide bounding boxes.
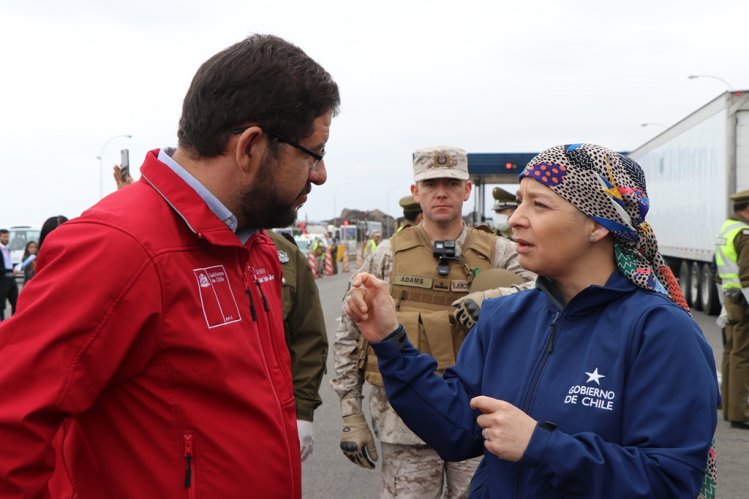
[277,250,290,264]
[451,280,469,292]
[433,279,450,291]
[393,273,433,289]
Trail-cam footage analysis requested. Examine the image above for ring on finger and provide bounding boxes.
[482,428,489,440]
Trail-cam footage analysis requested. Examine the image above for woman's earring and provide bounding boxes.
[589,235,597,243]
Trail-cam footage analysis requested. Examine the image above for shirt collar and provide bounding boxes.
[158,148,256,243]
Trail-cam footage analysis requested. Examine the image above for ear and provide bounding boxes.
[231,126,266,179]
[410,183,419,203]
[590,221,610,242]
[464,180,473,201]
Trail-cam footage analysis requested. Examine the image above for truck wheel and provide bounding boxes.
[689,262,703,311]
[678,261,692,307]
[699,263,721,315]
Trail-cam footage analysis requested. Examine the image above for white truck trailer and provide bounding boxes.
[628,90,749,315]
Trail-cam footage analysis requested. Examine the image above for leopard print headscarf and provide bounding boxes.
[519,143,689,312]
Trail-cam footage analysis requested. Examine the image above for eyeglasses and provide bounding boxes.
[231,127,325,170]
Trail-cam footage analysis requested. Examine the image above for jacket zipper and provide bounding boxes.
[516,312,561,499]
[183,433,196,498]
[241,263,258,322]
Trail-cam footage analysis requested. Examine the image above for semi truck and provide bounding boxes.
[628,90,749,315]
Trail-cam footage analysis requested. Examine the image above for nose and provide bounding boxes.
[309,161,327,185]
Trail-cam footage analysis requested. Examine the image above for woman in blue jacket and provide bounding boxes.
[346,143,718,498]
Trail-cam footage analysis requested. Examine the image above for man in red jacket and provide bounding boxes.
[0,34,339,498]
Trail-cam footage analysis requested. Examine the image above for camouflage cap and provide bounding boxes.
[412,146,469,182]
[399,195,421,211]
[730,188,749,204]
[492,186,518,210]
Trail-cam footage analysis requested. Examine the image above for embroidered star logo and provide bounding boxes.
[585,368,606,385]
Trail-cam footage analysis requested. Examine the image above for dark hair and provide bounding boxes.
[178,34,340,158]
[403,208,421,222]
[38,215,68,251]
[0,229,8,236]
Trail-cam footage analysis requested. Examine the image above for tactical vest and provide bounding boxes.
[361,225,497,386]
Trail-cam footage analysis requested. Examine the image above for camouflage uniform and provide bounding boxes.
[332,224,535,497]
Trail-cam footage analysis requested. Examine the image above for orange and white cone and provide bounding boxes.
[308,249,318,278]
[324,248,334,276]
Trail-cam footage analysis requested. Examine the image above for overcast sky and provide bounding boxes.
[1,0,747,228]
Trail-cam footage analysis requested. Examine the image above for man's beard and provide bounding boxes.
[239,153,304,229]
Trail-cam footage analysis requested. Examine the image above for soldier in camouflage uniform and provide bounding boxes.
[331,146,535,498]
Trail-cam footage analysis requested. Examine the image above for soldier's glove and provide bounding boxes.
[452,290,487,331]
[340,413,378,469]
[452,288,504,331]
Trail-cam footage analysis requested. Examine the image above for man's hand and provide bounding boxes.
[339,413,378,469]
[297,419,314,462]
[452,290,486,331]
[344,272,398,343]
[113,164,133,190]
[471,396,536,462]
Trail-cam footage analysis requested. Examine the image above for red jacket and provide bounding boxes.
[0,150,300,498]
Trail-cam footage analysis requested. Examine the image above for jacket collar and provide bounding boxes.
[536,270,638,315]
[139,149,249,248]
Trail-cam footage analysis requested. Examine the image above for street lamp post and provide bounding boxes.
[333,182,352,225]
[687,74,734,90]
[97,134,132,198]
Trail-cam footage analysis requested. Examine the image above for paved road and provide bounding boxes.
[303,270,748,498]
[4,272,746,497]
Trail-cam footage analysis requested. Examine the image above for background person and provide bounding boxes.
[19,241,38,282]
[0,229,18,320]
[714,188,749,430]
[332,146,535,498]
[37,215,69,252]
[0,34,339,498]
[345,143,718,498]
[397,194,423,232]
[491,186,518,239]
[362,230,381,260]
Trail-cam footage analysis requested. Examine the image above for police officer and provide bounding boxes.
[363,231,381,259]
[331,146,536,498]
[715,188,749,429]
[268,231,329,456]
[397,195,423,232]
[491,186,518,239]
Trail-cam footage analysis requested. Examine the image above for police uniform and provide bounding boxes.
[715,189,749,427]
[268,231,328,422]
[332,146,536,498]
[491,186,518,240]
[397,195,422,233]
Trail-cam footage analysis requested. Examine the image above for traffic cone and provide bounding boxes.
[308,249,318,278]
[324,247,334,276]
[342,250,350,273]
